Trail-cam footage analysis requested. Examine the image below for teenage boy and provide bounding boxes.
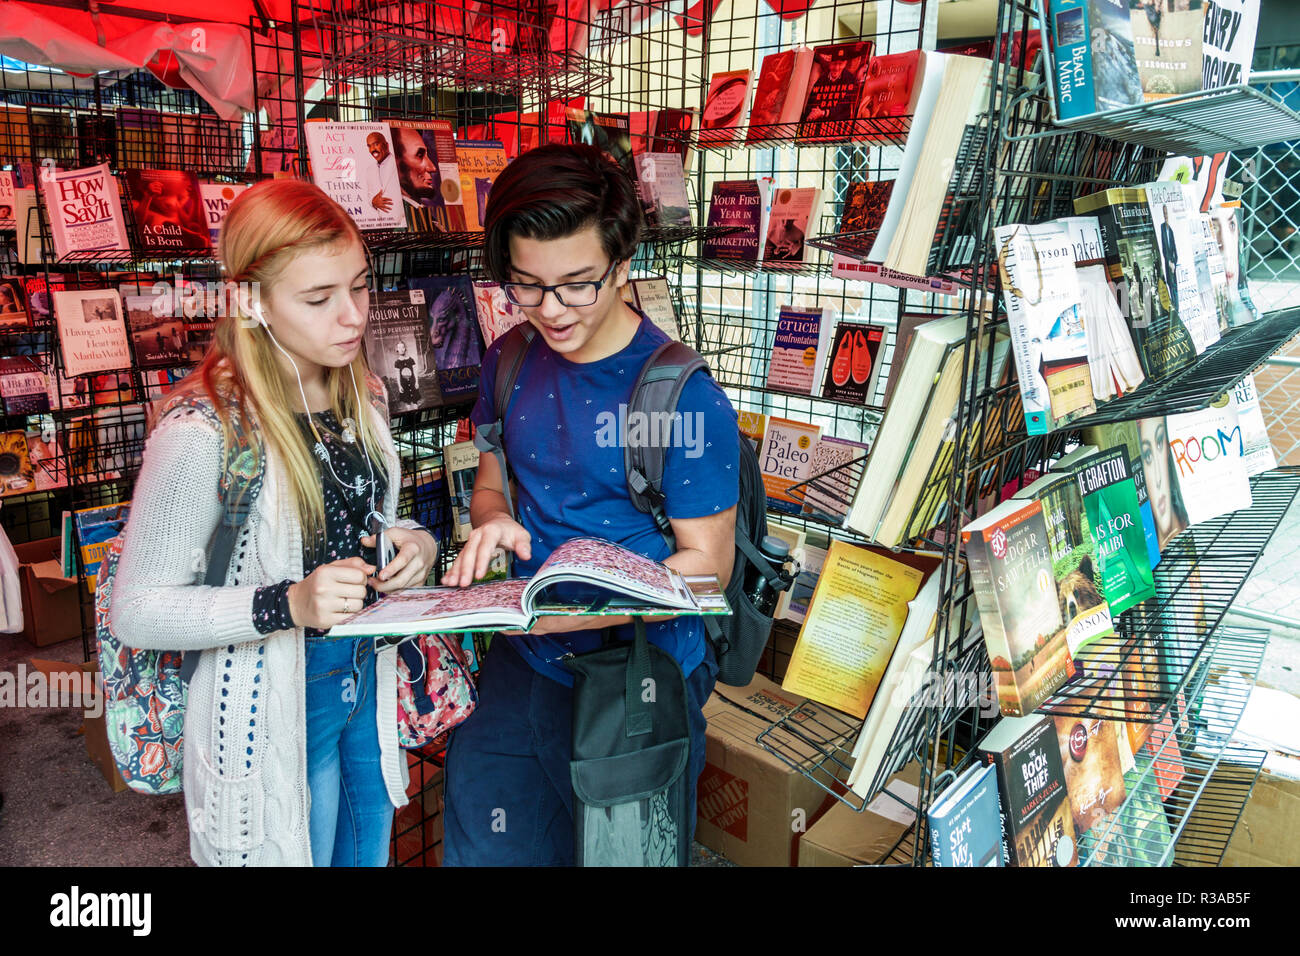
[442,143,739,866]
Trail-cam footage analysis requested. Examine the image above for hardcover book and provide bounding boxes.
[837,180,894,251]
[40,164,130,260]
[363,290,443,415]
[408,276,486,402]
[821,321,885,404]
[1131,1,1204,100]
[386,118,468,232]
[746,48,815,142]
[798,41,875,143]
[977,714,1079,867]
[699,69,752,146]
[0,356,49,416]
[566,109,635,179]
[52,289,132,378]
[1145,181,1219,354]
[455,140,509,232]
[962,497,1076,717]
[198,182,247,247]
[123,169,210,254]
[1064,446,1157,617]
[927,762,1003,867]
[124,293,188,368]
[302,120,407,230]
[330,537,727,638]
[701,179,771,262]
[765,304,833,396]
[650,108,696,163]
[1048,0,1143,119]
[994,220,1096,433]
[759,416,822,515]
[762,186,821,264]
[1011,471,1116,666]
[1164,395,1253,525]
[1073,187,1196,382]
[1053,715,1127,836]
[854,50,924,139]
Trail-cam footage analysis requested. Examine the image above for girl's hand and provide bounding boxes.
[362,526,438,593]
[444,516,531,588]
[288,557,374,630]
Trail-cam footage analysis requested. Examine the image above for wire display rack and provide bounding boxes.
[1082,627,1270,867]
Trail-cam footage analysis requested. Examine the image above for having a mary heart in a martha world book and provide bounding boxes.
[329,537,730,639]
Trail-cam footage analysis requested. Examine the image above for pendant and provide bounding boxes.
[341,417,357,444]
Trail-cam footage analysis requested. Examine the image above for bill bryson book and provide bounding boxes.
[302,120,407,230]
[977,714,1079,867]
[1066,447,1156,617]
[927,762,1003,867]
[1011,471,1116,666]
[962,497,1076,717]
[40,163,130,259]
[994,220,1096,434]
[701,179,771,262]
[408,275,486,402]
[363,290,443,415]
[765,304,834,396]
[123,169,210,254]
[329,537,727,638]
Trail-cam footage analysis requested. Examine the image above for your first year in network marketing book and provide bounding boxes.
[329,537,730,640]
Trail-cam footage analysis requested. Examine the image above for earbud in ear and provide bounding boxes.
[249,302,269,329]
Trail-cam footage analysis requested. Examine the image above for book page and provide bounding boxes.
[528,536,692,610]
[332,578,530,637]
[781,540,925,718]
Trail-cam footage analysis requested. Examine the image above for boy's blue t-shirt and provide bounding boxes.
[470,313,740,685]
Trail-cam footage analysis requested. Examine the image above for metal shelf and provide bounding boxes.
[1082,627,1269,867]
[669,116,912,154]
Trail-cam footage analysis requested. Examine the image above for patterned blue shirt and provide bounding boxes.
[471,313,739,685]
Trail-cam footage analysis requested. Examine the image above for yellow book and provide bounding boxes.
[780,540,926,719]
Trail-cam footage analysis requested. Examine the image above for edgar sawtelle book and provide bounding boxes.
[329,537,730,639]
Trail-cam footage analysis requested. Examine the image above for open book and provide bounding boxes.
[329,537,729,639]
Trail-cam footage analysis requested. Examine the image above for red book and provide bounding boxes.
[699,69,752,146]
[797,41,874,144]
[746,47,814,143]
[852,50,923,141]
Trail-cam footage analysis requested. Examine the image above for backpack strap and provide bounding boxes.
[624,340,709,551]
[472,324,536,522]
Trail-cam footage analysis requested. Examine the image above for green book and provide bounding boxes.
[1012,472,1115,663]
[1079,768,1172,867]
[1065,448,1156,620]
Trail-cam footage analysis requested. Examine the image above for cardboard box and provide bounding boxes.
[14,536,81,647]
[756,622,799,683]
[798,763,921,866]
[696,674,841,867]
[1220,761,1300,867]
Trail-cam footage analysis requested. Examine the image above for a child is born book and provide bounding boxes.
[330,537,729,639]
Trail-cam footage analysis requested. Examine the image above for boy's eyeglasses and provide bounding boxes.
[502,259,620,308]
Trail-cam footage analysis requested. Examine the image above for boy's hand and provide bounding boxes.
[446,515,531,587]
[362,526,437,593]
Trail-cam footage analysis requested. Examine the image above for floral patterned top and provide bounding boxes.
[252,410,390,637]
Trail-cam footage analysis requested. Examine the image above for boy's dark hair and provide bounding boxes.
[482,143,643,283]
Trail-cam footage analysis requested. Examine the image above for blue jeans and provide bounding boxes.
[442,637,718,866]
[304,635,394,867]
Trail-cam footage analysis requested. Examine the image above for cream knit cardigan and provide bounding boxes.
[110,398,416,866]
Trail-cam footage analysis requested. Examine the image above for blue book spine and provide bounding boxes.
[1138,499,1161,570]
[929,765,1005,867]
[1049,0,1095,120]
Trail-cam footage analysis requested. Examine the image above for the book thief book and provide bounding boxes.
[977,715,1079,867]
[963,498,1076,717]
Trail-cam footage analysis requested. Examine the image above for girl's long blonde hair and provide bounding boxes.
[167,178,386,543]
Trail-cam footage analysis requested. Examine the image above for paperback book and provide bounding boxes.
[1201,0,1260,89]
[759,416,822,515]
[801,435,870,524]
[836,180,894,252]
[123,293,188,368]
[471,281,530,345]
[1082,420,1162,570]
[1047,0,1143,119]
[821,322,885,404]
[928,763,1003,867]
[73,500,131,593]
[746,47,815,142]
[762,187,821,265]
[0,429,36,497]
[330,537,728,638]
[1145,181,1219,354]
[52,289,132,378]
[302,121,407,230]
[408,276,486,401]
[765,304,834,396]
[363,290,443,415]
[1131,2,1204,100]
[444,439,481,545]
[456,141,509,232]
[1163,395,1254,525]
[0,356,49,415]
[634,152,691,228]
[963,497,1076,717]
[1232,374,1277,476]
[854,50,924,139]
[123,169,210,254]
[1054,715,1127,836]
[198,182,247,246]
[566,109,635,179]
[40,163,130,259]
[0,276,30,329]
[625,277,680,341]
[699,70,752,147]
[701,179,772,262]
[977,714,1079,866]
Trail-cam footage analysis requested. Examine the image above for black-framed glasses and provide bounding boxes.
[501,259,619,308]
